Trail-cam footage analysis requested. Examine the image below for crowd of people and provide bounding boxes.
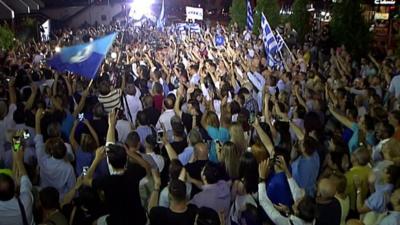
[0,18,400,225]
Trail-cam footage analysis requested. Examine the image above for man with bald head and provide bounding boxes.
[316,178,342,225]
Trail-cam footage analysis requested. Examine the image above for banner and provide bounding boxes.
[40,20,50,42]
[186,7,203,21]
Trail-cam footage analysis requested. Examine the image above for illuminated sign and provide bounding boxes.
[374,0,396,5]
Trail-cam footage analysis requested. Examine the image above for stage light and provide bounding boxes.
[129,0,155,20]
[55,46,61,53]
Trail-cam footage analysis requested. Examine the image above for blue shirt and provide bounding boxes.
[291,151,320,197]
[75,148,108,178]
[61,112,74,140]
[379,211,400,225]
[206,126,230,162]
[365,183,394,213]
[34,135,76,199]
[266,171,294,207]
[348,123,360,154]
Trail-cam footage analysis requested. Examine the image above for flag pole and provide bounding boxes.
[278,50,290,72]
[283,38,296,63]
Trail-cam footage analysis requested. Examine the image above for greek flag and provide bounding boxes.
[47,33,117,79]
[156,0,165,29]
[246,0,254,31]
[261,13,281,67]
[275,31,285,52]
[188,23,201,33]
[176,23,187,32]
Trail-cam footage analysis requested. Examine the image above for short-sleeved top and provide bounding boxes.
[98,89,122,113]
[291,151,320,197]
[149,204,198,225]
[316,198,342,225]
[365,183,394,213]
[206,126,230,163]
[92,162,147,225]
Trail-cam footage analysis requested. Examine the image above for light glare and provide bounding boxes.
[129,0,155,20]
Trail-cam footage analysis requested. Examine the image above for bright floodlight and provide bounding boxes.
[129,0,155,20]
[55,46,61,53]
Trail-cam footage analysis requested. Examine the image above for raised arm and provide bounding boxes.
[69,120,80,152]
[24,83,38,111]
[174,86,184,118]
[72,83,90,117]
[328,104,353,129]
[83,147,105,187]
[253,117,274,156]
[148,169,161,212]
[83,119,100,147]
[106,110,117,144]
[8,78,17,105]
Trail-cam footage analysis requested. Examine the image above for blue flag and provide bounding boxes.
[215,34,225,46]
[47,33,117,79]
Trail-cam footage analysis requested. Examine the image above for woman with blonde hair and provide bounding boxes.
[217,141,241,180]
[229,122,248,154]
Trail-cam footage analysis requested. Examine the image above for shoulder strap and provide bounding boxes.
[17,197,29,225]
[122,93,133,122]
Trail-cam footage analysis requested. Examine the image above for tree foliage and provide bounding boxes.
[229,0,247,29]
[0,25,14,50]
[253,0,281,34]
[290,0,310,42]
[331,0,371,58]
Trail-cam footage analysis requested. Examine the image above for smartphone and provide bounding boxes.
[82,166,89,176]
[23,130,30,140]
[78,113,84,121]
[157,130,164,144]
[12,137,21,152]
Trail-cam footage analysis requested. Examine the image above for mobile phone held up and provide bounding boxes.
[78,113,84,121]
[157,130,164,144]
[82,166,89,176]
[12,129,30,152]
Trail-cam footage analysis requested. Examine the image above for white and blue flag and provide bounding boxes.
[48,33,117,79]
[261,13,281,67]
[156,0,165,29]
[275,31,285,52]
[246,0,254,31]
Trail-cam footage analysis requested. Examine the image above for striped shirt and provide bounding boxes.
[98,89,122,113]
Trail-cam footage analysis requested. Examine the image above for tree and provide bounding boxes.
[290,0,310,42]
[253,0,281,34]
[331,0,371,59]
[0,26,14,50]
[229,0,247,29]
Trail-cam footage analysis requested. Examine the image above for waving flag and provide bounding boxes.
[156,0,165,29]
[275,31,285,52]
[47,33,117,79]
[261,13,281,68]
[246,0,254,31]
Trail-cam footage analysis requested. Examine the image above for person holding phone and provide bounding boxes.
[0,137,34,225]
